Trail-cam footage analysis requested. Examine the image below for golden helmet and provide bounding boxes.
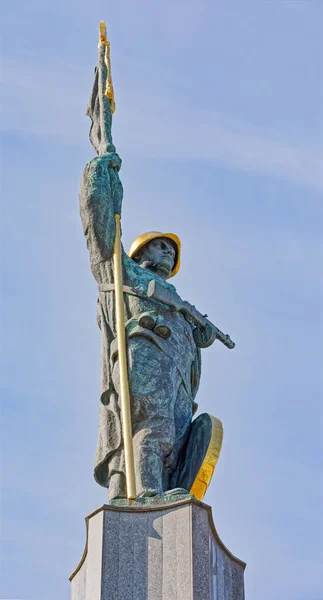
[128,231,181,279]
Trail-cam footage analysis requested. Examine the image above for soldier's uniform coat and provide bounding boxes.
[80,155,201,496]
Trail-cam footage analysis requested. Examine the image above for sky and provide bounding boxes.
[1,1,322,599]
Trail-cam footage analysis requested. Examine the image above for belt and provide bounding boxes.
[99,283,171,338]
[98,283,146,298]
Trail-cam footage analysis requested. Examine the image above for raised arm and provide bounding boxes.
[80,152,123,266]
[80,23,123,267]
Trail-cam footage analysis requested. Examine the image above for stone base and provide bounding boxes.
[70,497,246,600]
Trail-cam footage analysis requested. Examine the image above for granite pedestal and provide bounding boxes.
[70,496,245,600]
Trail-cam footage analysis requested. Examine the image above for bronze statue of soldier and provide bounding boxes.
[80,23,234,502]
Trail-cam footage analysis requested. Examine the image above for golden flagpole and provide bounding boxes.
[99,22,136,499]
[113,215,136,500]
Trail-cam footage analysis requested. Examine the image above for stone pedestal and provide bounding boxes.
[70,497,246,600]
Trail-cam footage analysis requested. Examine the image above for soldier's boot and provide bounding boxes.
[134,440,165,497]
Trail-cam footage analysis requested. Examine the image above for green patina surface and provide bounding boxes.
[80,40,222,502]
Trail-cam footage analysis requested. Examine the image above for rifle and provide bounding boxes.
[147,280,235,350]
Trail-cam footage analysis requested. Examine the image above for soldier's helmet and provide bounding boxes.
[128,231,181,279]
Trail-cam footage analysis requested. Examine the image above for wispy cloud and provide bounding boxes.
[2,58,322,191]
[121,107,323,191]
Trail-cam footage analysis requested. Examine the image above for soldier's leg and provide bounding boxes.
[167,383,193,488]
[107,382,193,499]
[127,337,180,496]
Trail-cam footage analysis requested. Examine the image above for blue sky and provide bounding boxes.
[1,2,322,599]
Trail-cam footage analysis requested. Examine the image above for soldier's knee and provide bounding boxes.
[133,419,175,455]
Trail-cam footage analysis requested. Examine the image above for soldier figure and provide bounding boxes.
[80,27,232,501]
[80,153,205,500]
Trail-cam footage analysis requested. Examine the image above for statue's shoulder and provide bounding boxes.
[123,254,177,294]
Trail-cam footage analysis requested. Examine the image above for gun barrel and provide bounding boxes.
[214,328,235,349]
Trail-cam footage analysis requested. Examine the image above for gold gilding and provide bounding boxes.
[113,215,136,499]
[99,20,116,114]
[190,416,223,501]
[99,20,107,42]
[128,231,181,278]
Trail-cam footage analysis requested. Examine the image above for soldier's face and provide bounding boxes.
[145,238,176,274]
